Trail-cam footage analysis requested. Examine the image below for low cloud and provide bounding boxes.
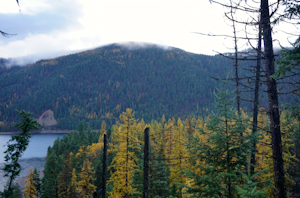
[3,49,85,67]
[116,41,172,51]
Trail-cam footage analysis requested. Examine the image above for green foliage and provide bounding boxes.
[235,169,271,198]
[33,167,42,198]
[274,37,300,79]
[93,160,102,198]
[0,44,264,132]
[184,165,224,197]
[131,143,170,198]
[41,151,61,198]
[0,183,23,198]
[184,82,256,197]
[1,110,40,197]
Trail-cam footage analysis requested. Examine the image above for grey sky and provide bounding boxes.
[0,0,299,66]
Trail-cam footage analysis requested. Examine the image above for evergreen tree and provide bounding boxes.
[41,152,60,198]
[33,167,41,198]
[235,169,271,198]
[93,160,102,198]
[58,150,72,198]
[184,83,255,197]
[149,149,170,197]
[0,183,23,198]
[131,141,170,198]
[24,166,38,198]
[2,110,40,197]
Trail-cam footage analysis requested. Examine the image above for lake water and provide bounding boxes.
[0,133,67,164]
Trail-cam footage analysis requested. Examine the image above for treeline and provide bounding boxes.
[1,44,297,132]
[19,88,300,198]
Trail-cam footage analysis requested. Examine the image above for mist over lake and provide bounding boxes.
[0,133,67,164]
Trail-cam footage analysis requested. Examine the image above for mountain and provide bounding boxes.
[0,43,294,132]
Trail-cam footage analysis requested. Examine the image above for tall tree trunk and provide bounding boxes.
[250,17,262,173]
[261,0,286,197]
[102,134,107,198]
[143,128,149,198]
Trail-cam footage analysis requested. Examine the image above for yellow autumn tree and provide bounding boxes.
[169,118,189,196]
[78,159,96,198]
[108,108,142,198]
[185,115,195,141]
[69,168,78,198]
[85,120,107,160]
[100,120,107,137]
[24,166,38,198]
[152,121,164,154]
[136,118,146,141]
[149,120,165,154]
[164,121,175,160]
[256,111,297,197]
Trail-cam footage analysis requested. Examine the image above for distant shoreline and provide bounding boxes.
[0,130,71,135]
[0,129,99,135]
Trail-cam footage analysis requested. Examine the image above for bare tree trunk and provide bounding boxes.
[143,127,149,198]
[261,0,286,197]
[102,134,107,198]
[250,17,262,173]
[231,5,240,114]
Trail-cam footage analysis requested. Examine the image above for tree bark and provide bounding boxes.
[102,134,107,198]
[251,16,262,174]
[261,0,286,197]
[143,127,149,198]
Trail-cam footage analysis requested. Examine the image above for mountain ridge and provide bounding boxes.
[0,43,294,132]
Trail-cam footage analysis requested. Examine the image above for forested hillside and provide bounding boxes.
[0,43,295,131]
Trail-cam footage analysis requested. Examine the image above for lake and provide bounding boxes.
[0,133,67,164]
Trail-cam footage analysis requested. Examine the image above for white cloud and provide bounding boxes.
[0,0,299,64]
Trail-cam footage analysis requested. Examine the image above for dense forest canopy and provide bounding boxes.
[0,43,296,132]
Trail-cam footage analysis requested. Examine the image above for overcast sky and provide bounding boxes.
[0,0,299,65]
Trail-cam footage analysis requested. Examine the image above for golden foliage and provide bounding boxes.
[78,159,96,198]
[41,59,58,66]
[255,111,297,197]
[108,108,141,197]
[169,118,189,189]
[24,167,37,198]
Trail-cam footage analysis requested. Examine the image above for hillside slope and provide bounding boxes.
[0,43,292,131]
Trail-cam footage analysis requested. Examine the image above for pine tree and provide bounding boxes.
[33,167,41,198]
[0,183,23,198]
[149,148,170,197]
[93,160,102,198]
[131,140,170,198]
[58,151,72,198]
[78,159,96,198]
[2,110,40,197]
[41,151,60,198]
[24,166,38,198]
[184,83,255,197]
[108,108,141,197]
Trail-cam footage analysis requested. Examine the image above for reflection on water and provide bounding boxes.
[0,133,67,164]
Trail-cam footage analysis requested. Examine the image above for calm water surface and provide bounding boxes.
[0,133,67,163]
